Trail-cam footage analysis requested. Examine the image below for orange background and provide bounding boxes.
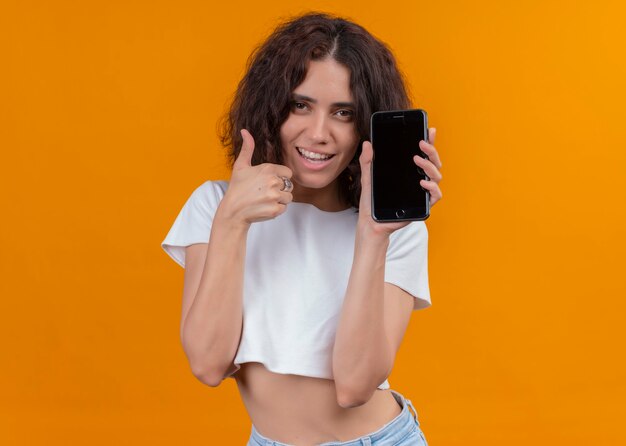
[2,0,625,445]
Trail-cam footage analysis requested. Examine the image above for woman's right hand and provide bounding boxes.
[217,129,293,227]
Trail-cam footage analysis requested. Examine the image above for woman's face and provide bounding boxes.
[280,57,359,201]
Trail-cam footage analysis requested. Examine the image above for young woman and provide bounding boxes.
[162,12,442,446]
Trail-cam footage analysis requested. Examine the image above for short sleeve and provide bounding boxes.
[384,221,431,310]
[161,180,228,268]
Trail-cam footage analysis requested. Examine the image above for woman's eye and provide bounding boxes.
[336,109,354,119]
[293,102,307,110]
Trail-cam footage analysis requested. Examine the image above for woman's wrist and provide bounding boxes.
[355,220,391,248]
[214,202,251,233]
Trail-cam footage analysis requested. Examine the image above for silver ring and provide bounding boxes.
[280,176,293,192]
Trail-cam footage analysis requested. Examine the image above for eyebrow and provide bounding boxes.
[292,93,354,108]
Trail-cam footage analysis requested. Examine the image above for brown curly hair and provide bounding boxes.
[219,12,411,208]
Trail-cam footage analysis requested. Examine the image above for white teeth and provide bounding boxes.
[297,147,332,161]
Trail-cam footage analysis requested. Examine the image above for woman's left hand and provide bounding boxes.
[358,127,443,235]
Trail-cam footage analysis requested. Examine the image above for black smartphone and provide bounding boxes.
[370,109,430,222]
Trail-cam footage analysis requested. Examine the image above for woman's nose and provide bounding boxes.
[308,113,330,144]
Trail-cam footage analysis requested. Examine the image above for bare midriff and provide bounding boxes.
[234,362,402,446]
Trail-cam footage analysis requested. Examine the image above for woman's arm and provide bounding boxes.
[332,226,395,406]
[181,212,249,387]
[180,129,293,387]
[333,134,442,406]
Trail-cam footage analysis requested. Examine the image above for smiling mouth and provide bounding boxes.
[297,147,335,162]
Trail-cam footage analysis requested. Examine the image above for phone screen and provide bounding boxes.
[371,109,429,221]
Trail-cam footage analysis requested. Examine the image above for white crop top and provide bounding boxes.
[161,180,431,390]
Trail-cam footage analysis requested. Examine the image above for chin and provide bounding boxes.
[294,177,334,190]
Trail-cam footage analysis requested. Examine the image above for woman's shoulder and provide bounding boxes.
[391,220,428,239]
[387,220,428,256]
[189,179,229,206]
[194,179,229,195]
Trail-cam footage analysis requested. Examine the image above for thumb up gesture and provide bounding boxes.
[218,129,294,227]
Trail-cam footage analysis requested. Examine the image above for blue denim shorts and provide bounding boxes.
[246,389,428,445]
